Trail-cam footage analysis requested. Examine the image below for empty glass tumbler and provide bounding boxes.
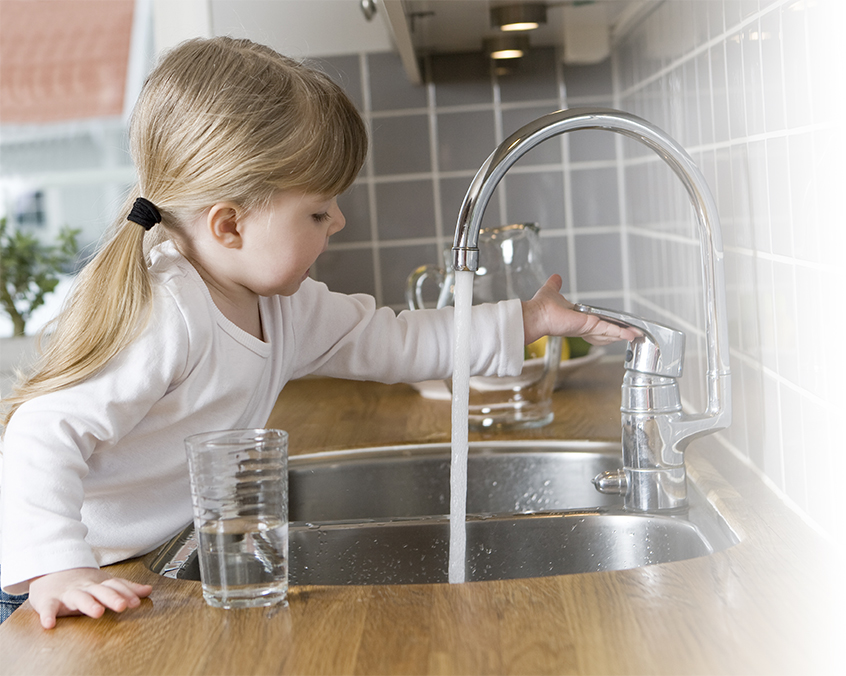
[185,428,289,609]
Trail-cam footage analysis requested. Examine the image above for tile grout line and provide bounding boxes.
[359,52,383,307]
[425,61,447,255]
[611,47,632,314]
[557,57,578,302]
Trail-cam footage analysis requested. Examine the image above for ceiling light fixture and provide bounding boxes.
[491,3,547,32]
[484,34,530,60]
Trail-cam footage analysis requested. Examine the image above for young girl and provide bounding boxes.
[0,37,637,629]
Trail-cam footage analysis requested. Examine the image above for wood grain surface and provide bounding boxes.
[0,361,839,675]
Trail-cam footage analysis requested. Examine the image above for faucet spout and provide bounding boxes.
[453,108,732,511]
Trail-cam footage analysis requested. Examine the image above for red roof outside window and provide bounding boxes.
[0,0,135,124]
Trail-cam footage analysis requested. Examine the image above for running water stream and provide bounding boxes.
[448,269,475,584]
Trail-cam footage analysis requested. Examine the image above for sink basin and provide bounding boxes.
[145,441,738,584]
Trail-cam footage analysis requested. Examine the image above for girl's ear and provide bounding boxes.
[207,202,243,248]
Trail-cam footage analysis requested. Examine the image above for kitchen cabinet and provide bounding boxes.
[153,1,660,84]
[381,0,661,83]
[153,0,395,58]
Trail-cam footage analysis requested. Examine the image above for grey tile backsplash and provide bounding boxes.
[314,0,845,541]
[315,47,621,312]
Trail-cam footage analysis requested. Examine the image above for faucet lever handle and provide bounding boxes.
[574,304,685,378]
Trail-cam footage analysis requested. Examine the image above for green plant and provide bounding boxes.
[0,217,79,337]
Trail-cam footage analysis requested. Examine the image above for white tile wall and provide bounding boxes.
[613,0,845,539]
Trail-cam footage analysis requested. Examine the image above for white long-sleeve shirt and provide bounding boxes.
[0,242,524,593]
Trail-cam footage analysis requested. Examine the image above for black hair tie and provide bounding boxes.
[127,197,161,231]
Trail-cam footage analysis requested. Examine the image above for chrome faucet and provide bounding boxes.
[452,108,731,512]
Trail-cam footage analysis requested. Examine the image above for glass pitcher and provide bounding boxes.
[406,223,561,430]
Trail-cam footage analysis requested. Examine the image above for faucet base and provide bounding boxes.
[594,466,688,512]
[625,466,688,512]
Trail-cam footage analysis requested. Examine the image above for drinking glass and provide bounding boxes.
[185,428,289,609]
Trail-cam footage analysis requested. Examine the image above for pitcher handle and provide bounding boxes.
[406,264,447,310]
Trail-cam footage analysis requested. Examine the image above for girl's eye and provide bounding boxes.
[312,212,331,223]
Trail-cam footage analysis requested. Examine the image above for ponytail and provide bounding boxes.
[2,36,369,430]
[1,191,154,427]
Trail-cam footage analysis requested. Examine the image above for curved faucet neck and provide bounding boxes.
[452,107,731,427]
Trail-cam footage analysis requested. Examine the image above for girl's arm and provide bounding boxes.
[1,283,194,603]
[522,274,641,345]
[286,279,526,384]
[28,568,152,630]
[285,274,637,388]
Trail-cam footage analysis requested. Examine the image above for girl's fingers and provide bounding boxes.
[59,581,143,620]
[581,314,641,344]
[125,580,154,597]
[60,589,107,618]
[83,581,142,613]
[28,569,152,628]
[100,577,153,605]
[36,598,62,629]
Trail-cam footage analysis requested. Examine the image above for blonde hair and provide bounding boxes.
[2,37,367,427]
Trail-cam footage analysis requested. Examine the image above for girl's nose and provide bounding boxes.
[330,205,346,236]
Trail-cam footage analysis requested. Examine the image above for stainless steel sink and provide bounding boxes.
[145,441,738,585]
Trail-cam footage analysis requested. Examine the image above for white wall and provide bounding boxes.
[613,0,845,540]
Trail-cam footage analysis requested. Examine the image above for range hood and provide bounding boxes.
[380,0,660,84]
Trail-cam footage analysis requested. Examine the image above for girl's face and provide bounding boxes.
[240,191,346,297]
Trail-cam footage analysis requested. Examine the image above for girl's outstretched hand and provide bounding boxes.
[522,274,641,346]
[28,567,153,629]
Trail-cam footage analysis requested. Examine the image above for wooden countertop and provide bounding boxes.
[0,362,840,675]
